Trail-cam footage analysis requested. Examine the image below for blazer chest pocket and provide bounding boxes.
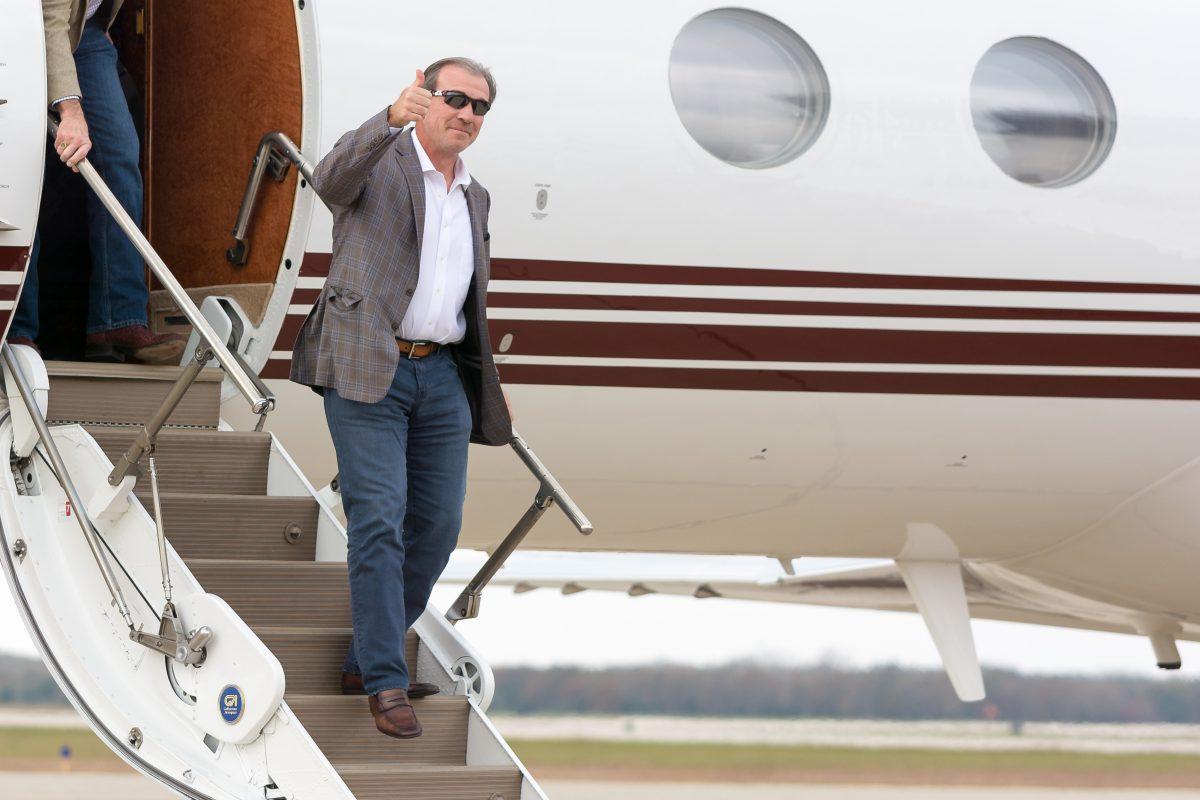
[326,285,363,313]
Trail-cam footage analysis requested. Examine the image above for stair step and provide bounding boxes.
[85,426,270,496]
[287,695,469,766]
[158,494,318,561]
[188,560,349,628]
[336,764,523,800]
[255,627,419,696]
[46,361,222,428]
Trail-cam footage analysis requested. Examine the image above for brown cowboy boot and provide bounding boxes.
[369,688,422,739]
[341,672,440,699]
[85,324,186,365]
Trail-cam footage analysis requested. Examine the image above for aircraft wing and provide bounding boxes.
[485,562,1135,636]
[453,558,1197,702]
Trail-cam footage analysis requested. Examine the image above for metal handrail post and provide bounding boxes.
[47,120,273,417]
[446,428,594,623]
[445,489,554,623]
[107,347,213,485]
[2,345,135,629]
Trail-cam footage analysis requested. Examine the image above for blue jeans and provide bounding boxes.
[10,19,148,340]
[324,347,472,694]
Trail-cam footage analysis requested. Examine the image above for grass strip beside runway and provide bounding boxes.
[508,739,1200,787]
[0,727,126,772]
[4,727,1200,787]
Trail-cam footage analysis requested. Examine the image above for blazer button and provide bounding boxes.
[406,288,414,296]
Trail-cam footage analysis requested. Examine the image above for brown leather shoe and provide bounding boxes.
[341,672,440,699]
[85,325,186,365]
[369,688,422,739]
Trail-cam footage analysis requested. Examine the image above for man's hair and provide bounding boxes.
[422,57,497,104]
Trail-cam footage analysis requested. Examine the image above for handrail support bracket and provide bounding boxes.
[107,345,214,487]
[446,488,555,624]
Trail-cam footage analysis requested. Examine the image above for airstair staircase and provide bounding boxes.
[1,357,547,799]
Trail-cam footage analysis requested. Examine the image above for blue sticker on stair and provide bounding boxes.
[220,685,244,724]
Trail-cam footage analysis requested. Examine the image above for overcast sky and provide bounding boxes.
[4,552,1197,683]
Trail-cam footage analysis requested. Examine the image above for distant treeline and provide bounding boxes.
[5,652,1200,723]
[492,662,1200,724]
[0,653,65,705]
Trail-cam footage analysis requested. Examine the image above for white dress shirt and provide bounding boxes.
[398,130,475,344]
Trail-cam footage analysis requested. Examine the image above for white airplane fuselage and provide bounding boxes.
[7,1,1200,645]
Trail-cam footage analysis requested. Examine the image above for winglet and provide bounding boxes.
[896,523,985,702]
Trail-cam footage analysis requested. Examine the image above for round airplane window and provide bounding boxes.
[668,9,830,169]
[970,37,1117,187]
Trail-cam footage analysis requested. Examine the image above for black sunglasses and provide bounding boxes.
[432,90,492,116]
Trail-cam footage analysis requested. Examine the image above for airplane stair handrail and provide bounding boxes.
[445,427,594,623]
[227,131,314,265]
[46,119,274,419]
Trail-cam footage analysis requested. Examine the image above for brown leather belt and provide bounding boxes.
[396,337,440,359]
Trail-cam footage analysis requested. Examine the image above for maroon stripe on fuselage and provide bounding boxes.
[496,364,1200,401]
[486,292,1200,322]
[0,246,30,272]
[299,252,331,278]
[298,252,1200,295]
[491,258,1200,295]
[486,320,1200,369]
[292,288,321,305]
[275,313,306,350]
[262,360,290,380]
[283,288,1200,328]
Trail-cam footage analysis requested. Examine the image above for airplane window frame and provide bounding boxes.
[970,36,1118,188]
[668,8,831,170]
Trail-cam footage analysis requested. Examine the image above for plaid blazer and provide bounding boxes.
[290,109,513,446]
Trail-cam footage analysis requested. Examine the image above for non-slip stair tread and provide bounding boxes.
[47,361,221,427]
[286,695,469,766]
[187,560,350,628]
[85,426,270,496]
[334,764,523,800]
[154,493,319,561]
[257,627,419,696]
[45,360,224,381]
[186,558,348,569]
[253,625,355,636]
[158,492,315,502]
[284,695,463,714]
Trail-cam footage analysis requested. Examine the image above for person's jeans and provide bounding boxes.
[324,347,472,695]
[10,18,148,340]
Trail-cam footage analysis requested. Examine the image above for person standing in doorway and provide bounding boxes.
[10,0,185,364]
[291,58,513,739]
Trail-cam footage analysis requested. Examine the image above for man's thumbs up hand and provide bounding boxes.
[388,69,432,128]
